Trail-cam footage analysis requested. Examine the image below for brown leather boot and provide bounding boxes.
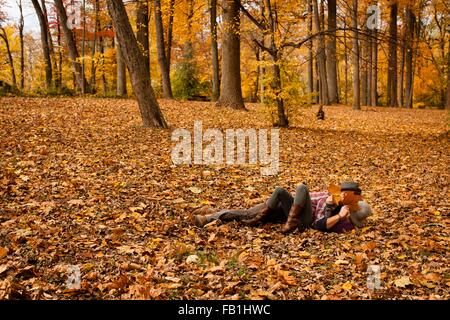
[242,203,271,226]
[281,204,303,234]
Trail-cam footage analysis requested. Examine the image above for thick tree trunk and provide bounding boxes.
[136,0,150,77]
[115,34,127,96]
[210,0,220,101]
[405,7,415,108]
[54,0,91,93]
[326,0,338,104]
[31,0,52,89]
[216,0,245,109]
[313,0,328,105]
[154,0,173,98]
[106,0,167,128]
[351,0,360,110]
[307,0,314,104]
[370,29,378,106]
[387,3,398,107]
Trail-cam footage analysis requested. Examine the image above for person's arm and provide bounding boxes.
[326,205,350,229]
[315,204,349,231]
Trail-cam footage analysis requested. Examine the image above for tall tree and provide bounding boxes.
[351,0,360,110]
[307,0,314,104]
[216,0,245,109]
[106,0,167,128]
[446,36,450,110]
[370,28,378,106]
[361,23,369,106]
[17,0,25,90]
[404,6,415,108]
[90,0,100,92]
[166,0,175,75]
[115,34,127,96]
[136,0,150,77]
[398,11,406,107]
[154,0,173,98]
[210,0,220,101]
[54,0,91,93]
[31,0,52,89]
[386,2,398,107]
[313,0,328,105]
[326,0,338,103]
[0,27,16,88]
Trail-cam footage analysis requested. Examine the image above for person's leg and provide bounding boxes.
[293,184,313,228]
[242,187,294,226]
[205,203,266,223]
[282,183,313,233]
[267,187,295,216]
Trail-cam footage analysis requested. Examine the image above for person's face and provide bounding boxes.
[340,190,360,205]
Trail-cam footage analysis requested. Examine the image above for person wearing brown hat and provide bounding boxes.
[191,182,372,234]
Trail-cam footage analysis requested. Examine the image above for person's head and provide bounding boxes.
[339,181,362,205]
[350,201,372,228]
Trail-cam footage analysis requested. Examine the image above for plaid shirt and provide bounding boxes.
[309,191,355,233]
[310,191,329,223]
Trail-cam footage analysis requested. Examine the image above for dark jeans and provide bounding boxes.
[205,183,313,227]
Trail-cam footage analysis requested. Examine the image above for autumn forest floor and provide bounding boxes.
[0,97,449,300]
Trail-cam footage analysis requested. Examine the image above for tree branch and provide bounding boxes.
[239,3,266,31]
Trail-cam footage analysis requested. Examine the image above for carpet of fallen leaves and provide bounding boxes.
[0,97,448,300]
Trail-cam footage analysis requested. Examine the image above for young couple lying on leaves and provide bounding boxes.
[191,182,372,234]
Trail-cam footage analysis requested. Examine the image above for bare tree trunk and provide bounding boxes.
[344,19,348,105]
[351,0,360,110]
[17,0,25,90]
[326,0,338,103]
[56,14,62,89]
[251,46,260,102]
[166,0,175,75]
[313,0,328,105]
[116,34,127,96]
[361,26,368,106]
[405,7,414,108]
[31,0,52,89]
[154,0,173,98]
[99,34,108,94]
[136,0,150,77]
[446,37,450,109]
[41,0,59,89]
[106,0,168,128]
[54,0,91,93]
[387,3,398,106]
[370,29,378,106]
[0,28,17,88]
[307,0,314,104]
[90,0,100,93]
[398,16,406,107]
[210,0,220,101]
[216,0,245,109]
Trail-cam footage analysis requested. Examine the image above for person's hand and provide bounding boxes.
[338,205,350,220]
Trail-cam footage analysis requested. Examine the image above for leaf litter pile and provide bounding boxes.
[0,97,448,300]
